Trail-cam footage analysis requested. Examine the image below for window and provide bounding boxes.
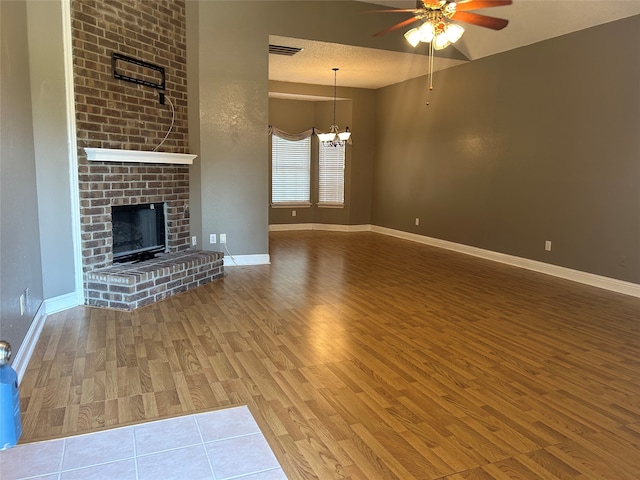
[318,143,345,206]
[271,135,311,205]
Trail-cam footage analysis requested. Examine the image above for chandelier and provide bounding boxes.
[317,68,351,147]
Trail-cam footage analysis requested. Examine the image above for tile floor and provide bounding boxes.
[0,406,288,480]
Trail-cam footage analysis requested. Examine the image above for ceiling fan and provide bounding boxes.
[371,0,512,39]
[370,1,511,90]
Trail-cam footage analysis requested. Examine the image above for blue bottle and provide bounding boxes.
[0,341,22,450]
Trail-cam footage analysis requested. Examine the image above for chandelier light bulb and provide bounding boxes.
[444,23,464,43]
[418,22,436,43]
[404,27,421,47]
[433,33,451,50]
[338,127,351,141]
[404,20,464,49]
[317,131,336,142]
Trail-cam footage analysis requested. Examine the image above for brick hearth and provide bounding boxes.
[85,250,224,311]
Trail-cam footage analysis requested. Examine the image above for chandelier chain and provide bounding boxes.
[333,67,338,127]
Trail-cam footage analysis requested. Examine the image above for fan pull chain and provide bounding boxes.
[429,40,434,91]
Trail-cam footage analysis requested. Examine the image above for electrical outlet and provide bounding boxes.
[191,235,197,247]
[415,218,420,226]
[545,240,552,251]
[292,210,297,217]
[220,234,227,244]
[210,234,216,244]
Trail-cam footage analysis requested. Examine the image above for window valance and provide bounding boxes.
[268,126,352,145]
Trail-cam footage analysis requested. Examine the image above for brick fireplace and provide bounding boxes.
[78,157,191,271]
[71,0,224,310]
[78,153,223,310]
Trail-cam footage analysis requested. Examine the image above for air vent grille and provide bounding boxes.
[269,44,303,56]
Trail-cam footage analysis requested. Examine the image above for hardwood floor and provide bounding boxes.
[20,231,640,479]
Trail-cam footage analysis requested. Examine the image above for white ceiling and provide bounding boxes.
[269,0,640,90]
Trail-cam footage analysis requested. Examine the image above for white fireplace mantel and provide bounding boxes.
[84,148,197,165]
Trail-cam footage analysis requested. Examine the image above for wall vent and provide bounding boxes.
[269,44,303,56]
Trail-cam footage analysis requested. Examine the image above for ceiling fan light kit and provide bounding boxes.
[403,4,465,50]
[372,0,511,90]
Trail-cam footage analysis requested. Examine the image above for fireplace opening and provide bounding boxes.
[112,202,167,263]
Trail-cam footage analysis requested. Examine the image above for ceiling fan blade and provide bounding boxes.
[455,1,512,11]
[451,11,509,30]
[373,16,421,37]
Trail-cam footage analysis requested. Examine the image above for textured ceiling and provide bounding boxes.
[269,0,640,91]
[269,35,467,90]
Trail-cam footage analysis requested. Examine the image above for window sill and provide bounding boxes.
[317,203,344,209]
[271,203,312,209]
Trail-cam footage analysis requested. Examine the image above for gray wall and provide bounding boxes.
[190,0,270,257]
[187,1,405,255]
[186,0,202,250]
[0,0,45,356]
[26,0,77,299]
[373,15,640,283]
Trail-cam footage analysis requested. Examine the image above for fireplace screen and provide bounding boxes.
[112,203,167,263]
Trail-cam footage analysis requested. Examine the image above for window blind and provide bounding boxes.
[318,143,345,205]
[271,135,311,205]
